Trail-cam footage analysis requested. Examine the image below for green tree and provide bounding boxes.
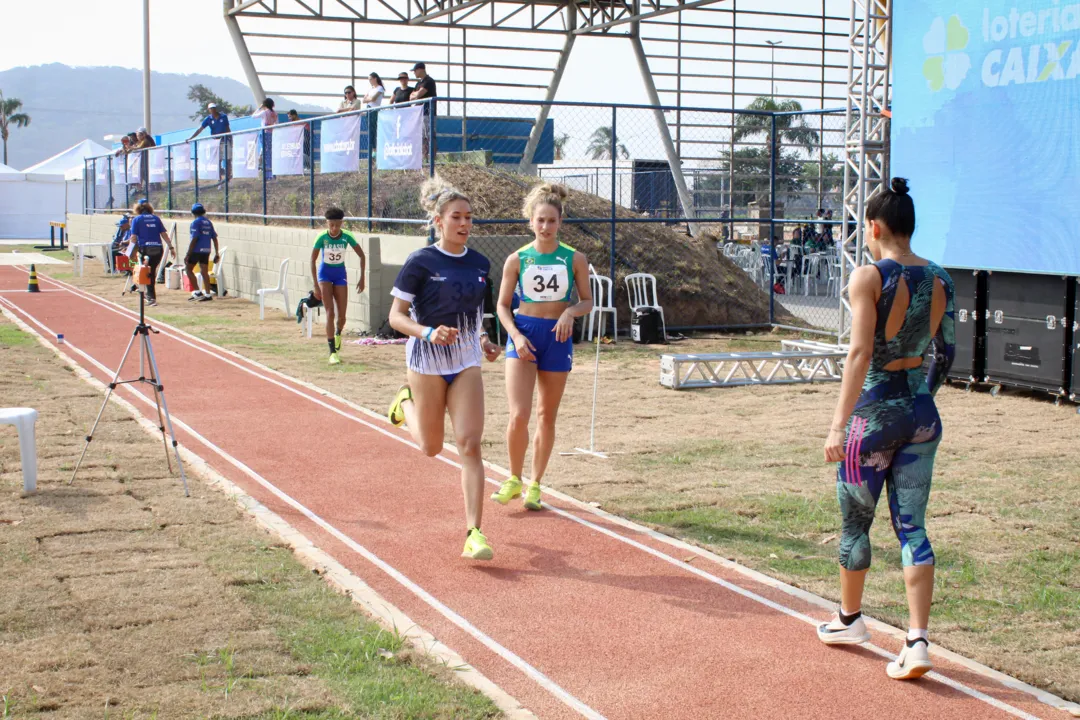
[732,96,820,155]
[187,83,253,122]
[801,151,844,198]
[553,133,570,161]
[0,91,31,166]
[718,147,806,208]
[586,126,628,160]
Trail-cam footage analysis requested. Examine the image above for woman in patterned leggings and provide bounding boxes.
[816,178,955,681]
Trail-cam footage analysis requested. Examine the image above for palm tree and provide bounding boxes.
[732,96,819,155]
[0,91,31,166]
[553,133,570,161]
[586,126,629,160]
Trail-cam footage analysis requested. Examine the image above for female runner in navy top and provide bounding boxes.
[387,177,502,560]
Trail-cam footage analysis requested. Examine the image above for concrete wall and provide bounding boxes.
[66,213,426,332]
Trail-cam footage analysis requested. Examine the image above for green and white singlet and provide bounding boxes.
[516,241,576,303]
[313,230,358,267]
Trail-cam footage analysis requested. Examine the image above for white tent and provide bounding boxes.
[0,163,80,240]
[23,139,112,181]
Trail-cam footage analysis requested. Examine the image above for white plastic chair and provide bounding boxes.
[624,272,666,340]
[257,258,291,319]
[827,262,843,297]
[0,408,38,493]
[302,303,322,338]
[587,273,617,342]
[196,247,228,297]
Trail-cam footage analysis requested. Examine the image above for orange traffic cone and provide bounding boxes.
[28,264,40,293]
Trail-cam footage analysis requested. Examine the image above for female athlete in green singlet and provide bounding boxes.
[491,183,593,511]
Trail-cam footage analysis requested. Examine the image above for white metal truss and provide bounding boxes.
[839,0,891,340]
[660,346,846,390]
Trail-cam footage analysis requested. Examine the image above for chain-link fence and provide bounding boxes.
[84,98,846,336]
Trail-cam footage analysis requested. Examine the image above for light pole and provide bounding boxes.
[765,40,782,100]
[142,0,151,134]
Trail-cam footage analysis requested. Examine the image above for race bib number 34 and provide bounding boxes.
[522,264,569,302]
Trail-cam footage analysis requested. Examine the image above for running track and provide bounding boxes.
[0,265,1066,720]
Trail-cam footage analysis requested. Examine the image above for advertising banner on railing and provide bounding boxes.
[320,114,361,174]
[125,152,142,182]
[377,106,423,171]
[148,148,167,183]
[95,158,109,185]
[197,139,221,182]
[272,124,305,176]
[172,143,192,182]
[232,133,262,179]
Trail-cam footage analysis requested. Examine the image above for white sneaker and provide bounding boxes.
[887,639,933,680]
[817,613,871,645]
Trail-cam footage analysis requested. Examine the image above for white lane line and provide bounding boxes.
[0,294,607,720]
[7,272,1050,720]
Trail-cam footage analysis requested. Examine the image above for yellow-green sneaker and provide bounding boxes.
[328,352,341,365]
[388,385,412,428]
[490,475,522,505]
[335,333,342,351]
[462,528,493,560]
[523,482,543,511]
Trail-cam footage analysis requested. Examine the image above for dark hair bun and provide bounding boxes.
[891,177,910,195]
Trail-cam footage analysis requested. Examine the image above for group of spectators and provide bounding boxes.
[336,62,437,113]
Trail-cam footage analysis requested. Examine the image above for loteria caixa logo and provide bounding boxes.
[923,14,972,91]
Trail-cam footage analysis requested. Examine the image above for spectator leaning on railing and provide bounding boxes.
[391,72,412,105]
[338,85,363,113]
[410,62,437,155]
[287,109,312,171]
[363,73,385,153]
[187,103,231,141]
[252,98,278,176]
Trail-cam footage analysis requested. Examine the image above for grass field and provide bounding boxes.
[0,311,499,718]
[12,254,1080,705]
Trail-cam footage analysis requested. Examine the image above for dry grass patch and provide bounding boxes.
[0,313,499,719]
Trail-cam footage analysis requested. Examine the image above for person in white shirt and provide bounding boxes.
[363,73,385,108]
[363,73,386,158]
[252,98,278,127]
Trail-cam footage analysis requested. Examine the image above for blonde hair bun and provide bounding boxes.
[522,182,569,219]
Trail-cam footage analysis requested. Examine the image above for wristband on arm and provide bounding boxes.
[422,326,435,342]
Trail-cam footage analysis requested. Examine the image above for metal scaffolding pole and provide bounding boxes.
[839,0,891,340]
[519,13,576,174]
[630,27,699,236]
[225,0,267,104]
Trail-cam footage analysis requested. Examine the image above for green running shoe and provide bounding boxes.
[328,352,341,365]
[335,333,342,351]
[491,475,522,505]
[388,385,412,427]
[462,528,493,560]
[523,482,543,511]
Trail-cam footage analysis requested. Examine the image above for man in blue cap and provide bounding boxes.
[185,203,220,301]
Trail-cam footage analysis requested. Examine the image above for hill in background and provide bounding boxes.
[0,63,330,169]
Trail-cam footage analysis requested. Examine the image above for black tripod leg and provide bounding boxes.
[70,329,139,485]
[142,330,189,496]
[145,335,174,474]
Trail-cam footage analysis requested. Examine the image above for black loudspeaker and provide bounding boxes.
[984,271,1075,396]
[942,268,986,383]
[631,307,663,344]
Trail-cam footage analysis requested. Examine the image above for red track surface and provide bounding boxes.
[0,265,1057,720]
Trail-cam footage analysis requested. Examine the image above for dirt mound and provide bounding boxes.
[437,164,786,328]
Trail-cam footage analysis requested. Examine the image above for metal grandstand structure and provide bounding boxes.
[223,0,891,337]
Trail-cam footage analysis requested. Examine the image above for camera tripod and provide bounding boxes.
[70,286,189,495]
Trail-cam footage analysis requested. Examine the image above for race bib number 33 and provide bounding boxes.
[522,264,568,302]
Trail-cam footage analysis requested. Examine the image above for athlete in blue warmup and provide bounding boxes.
[185,203,220,302]
[492,183,592,511]
[387,177,502,560]
[129,199,175,307]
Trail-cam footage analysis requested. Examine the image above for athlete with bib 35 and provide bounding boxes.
[492,183,592,511]
[311,207,366,365]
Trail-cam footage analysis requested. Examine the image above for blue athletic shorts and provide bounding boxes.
[318,264,348,286]
[507,314,573,372]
